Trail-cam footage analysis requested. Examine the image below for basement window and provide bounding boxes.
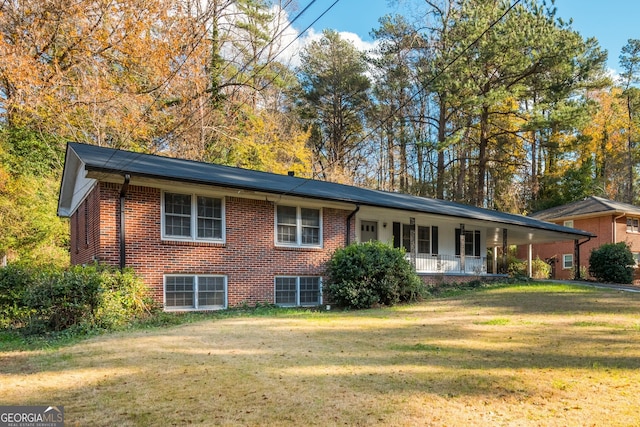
[164,275,227,310]
[275,277,321,306]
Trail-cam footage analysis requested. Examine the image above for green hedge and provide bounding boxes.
[324,241,427,309]
[0,264,155,334]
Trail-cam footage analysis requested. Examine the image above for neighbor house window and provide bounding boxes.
[563,254,574,270]
[163,192,224,241]
[563,220,574,228]
[276,205,321,246]
[275,277,321,306]
[164,275,227,310]
[627,217,639,233]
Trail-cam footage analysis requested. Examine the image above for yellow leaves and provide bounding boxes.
[231,108,312,177]
[581,88,627,154]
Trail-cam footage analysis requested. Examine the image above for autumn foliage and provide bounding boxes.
[0,0,639,263]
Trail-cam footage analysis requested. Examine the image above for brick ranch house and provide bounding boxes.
[58,143,593,311]
[518,196,640,281]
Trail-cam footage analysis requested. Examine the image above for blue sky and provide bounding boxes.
[297,0,640,72]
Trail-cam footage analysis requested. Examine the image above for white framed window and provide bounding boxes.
[275,205,321,247]
[627,217,639,233]
[164,275,227,310]
[562,254,574,270]
[162,192,224,242]
[274,277,322,306]
[563,220,574,228]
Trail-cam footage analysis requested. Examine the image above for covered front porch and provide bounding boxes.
[354,205,593,279]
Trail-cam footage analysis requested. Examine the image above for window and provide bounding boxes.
[393,223,438,254]
[563,220,574,228]
[402,224,412,252]
[633,252,640,266]
[563,254,574,270]
[276,205,321,246]
[275,277,321,306]
[163,192,223,241]
[418,226,430,254]
[455,228,481,257]
[627,217,639,233]
[164,275,226,310]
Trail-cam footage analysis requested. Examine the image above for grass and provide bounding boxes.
[1,282,640,426]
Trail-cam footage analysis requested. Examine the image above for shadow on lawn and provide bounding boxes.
[2,284,640,426]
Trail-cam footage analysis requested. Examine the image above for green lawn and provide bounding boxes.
[1,283,640,426]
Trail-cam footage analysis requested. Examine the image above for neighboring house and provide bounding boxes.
[519,196,640,281]
[58,143,593,310]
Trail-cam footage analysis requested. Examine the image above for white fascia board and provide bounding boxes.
[57,147,97,217]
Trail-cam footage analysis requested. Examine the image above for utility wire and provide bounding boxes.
[66,0,339,203]
[283,0,523,195]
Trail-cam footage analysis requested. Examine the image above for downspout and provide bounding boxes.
[345,204,360,246]
[574,236,592,280]
[119,174,130,270]
[613,213,625,243]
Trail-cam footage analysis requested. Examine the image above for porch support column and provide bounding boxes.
[410,217,416,268]
[493,246,498,274]
[459,224,465,273]
[501,229,508,274]
[527,244,533,278]
[574,239,581,280]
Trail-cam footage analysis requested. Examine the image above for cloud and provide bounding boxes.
[270,5,378,69]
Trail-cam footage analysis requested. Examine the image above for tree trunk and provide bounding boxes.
[476,105,490,207]
[436,96,447,199]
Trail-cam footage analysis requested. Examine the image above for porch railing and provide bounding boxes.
[412,254,487,274]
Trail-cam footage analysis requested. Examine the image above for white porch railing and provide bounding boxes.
[412,254,487,274]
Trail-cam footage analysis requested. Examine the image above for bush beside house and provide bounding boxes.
[589,242,635,284]
[324,241,426,309]
[0,264,154,334]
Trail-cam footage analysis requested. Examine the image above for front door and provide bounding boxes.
[361,221,378,242]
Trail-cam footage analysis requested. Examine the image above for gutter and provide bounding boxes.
[120,174,130,270]
[574,236,593,280]
[345,204,360,245]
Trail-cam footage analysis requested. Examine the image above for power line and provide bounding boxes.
[66,0,340,203]
[313,0,524,180]
[163,0,342,147]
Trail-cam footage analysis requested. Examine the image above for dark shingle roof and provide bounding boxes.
[531,196,640,221]
[61,142,593,240]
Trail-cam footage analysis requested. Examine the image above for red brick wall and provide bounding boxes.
[70,184,102,265]
[519,214,640,280]
[72,182,354,307]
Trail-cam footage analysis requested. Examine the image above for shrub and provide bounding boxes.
[324,241,426,309]
[507,257,527,279]
[0,264,35,328]
[25,265,103,332]
[531,256,551,279]
[94,268,156,329]
[589,242,635,284]
[0,263,154,334]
